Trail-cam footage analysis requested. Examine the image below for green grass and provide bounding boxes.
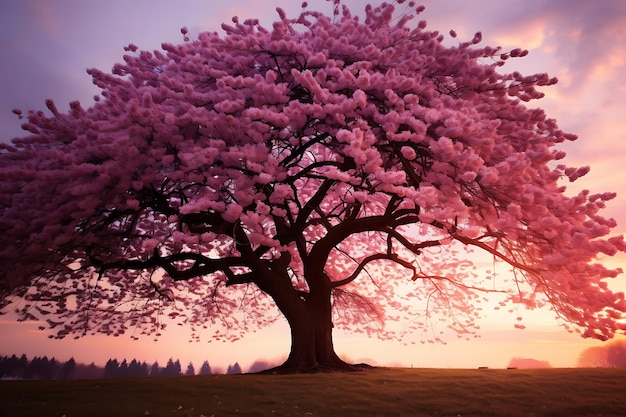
[2,368,625,417]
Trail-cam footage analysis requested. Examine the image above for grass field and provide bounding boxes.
[1,368,625,417]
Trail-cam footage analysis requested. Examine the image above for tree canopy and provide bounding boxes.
[1,1,625,370]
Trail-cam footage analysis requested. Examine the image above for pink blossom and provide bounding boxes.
[400,146,417,160]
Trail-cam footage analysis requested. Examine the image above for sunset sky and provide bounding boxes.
[1,0,625,372]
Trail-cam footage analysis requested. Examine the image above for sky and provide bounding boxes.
[1,0,626,372]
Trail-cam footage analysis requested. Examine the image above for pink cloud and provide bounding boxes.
[28,0,61,33]
[507,357,551,368]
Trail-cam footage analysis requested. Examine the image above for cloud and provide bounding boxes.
[507,357,552,368]
[508,0,626,95]
[190,0,293,32]
[421,0,626,99]
[27,0,61,33]
[493,21,546,50]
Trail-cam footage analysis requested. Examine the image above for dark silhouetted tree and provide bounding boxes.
[127,359,149,377]
[198,360,212,375]
[226,362,242,375]
[185,362,195,376]
[119,359,128,377]
[149,361,160,377]
[50,357,61,379]
[1,2,625,372]
[127,359,139,377]
[62,357,76,379]
[24,356,56,379]
[18,354,28,376]
[162,358,182,376]
[0,354,30,379]
[0,355,104,379]
[0,356,8,377]
[0,355,13,378]
[104,359,120,378]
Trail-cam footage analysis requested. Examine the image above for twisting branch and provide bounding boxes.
[452,233,542,275]
[385,227,442,254]
[279,132,330,168]
[293,178,335,232]
[91,251,247,282]
[331,252,418,288]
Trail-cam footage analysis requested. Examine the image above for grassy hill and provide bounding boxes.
[1,367,625,416]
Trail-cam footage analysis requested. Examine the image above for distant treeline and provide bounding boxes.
[0,355,96,380]
[102,358,245,378]
[0,354,247,380]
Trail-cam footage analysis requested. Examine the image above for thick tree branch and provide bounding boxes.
[331,253,418,288]
[293,178,335,233]
[385,227,442,255]
[279,132,330,168]
[92,252,247,282]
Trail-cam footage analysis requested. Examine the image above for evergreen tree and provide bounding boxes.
[62,358,76,379]
[198,360,211,375]
[25,356,51,379]
[48,357,59,379]
[0,355,15,378]
[17,354,28,378]
[140,361,149,377]
[127,359,148,378]
[104,359,120,378]
[162,358,182,376]
[185,362,195,376]
[0,355,10,378]
[119,359,128,377]
[1,354,29,378]
[226,362,242,375]
[149,361,160,377]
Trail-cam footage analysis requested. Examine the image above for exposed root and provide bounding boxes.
[258,362,375,374]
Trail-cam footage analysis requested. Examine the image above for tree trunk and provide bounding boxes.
[266,284,369,373]
[281,294,344,370]
[254,264,370,373]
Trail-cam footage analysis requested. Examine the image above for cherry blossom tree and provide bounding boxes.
[1,1,625,372]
